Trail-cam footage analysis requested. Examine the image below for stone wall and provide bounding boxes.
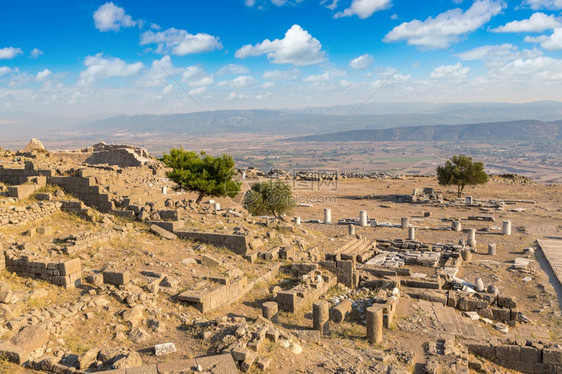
[319,259,357,288]
[49,176,114,212]
[4,254,81,288]
[0,167,115,212]
[178,264,281,313]
[0,166,52,185]
[0,202,60,226]
[466,341,562,373]
[175,231,250,256]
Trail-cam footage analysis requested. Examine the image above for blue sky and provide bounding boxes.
[1,0,562,117]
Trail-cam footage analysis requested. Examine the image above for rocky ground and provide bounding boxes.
[0,147,561,374]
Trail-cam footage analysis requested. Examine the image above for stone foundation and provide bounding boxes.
[4,254,81,288]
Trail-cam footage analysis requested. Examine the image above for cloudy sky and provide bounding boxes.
[2,0,562,117]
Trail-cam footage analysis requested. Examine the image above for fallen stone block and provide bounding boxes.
[0,325,49,364]
[112,351,143,369]
[156,359,197,373]
[240,350,257,372]
[195,353,238,373]
[78,347,100,370]
[0,284,13,304]
[149,224,177,240]
[154,342,176,356]
[256,356,271,370]
[201,254,220,267]
[103,270,130,286]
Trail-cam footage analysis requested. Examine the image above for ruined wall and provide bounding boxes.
[0,166,52,185]
[51,143,154,168]
[0,167,115,212]
[0,202,60,226]
[175,231,250,256]
[49,176,114,212]
[466,341,562,373]
[3,254,81,288]
[277,268,337,313]
[319,259,357,287]
[178,264,281,313]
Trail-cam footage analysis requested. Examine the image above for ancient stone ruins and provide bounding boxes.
[0,139,561,373]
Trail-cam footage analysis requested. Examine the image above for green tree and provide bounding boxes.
[161,148,240,204]
[243,180,296,218]
[436,154,488,197]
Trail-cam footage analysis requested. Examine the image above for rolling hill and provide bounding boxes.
[281,120,562,142]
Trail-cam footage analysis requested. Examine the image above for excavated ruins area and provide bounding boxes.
[0,145,561,374]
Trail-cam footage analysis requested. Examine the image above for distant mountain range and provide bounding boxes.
[2,101,562,143]
[74,100,562,137]
[282,120,562,142]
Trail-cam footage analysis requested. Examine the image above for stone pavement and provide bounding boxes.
[416,300,550,342]
[417,300,491,341]
[537,239,562,288]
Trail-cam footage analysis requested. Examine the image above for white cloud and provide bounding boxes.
[455,45,497,60]
[262,81,276,88]
[138,55,177,87]
[162,84,174,95]
[372,73,411,87]
[181,66,214,87]
[36,69,52,81]
[218,75,255,87]
[321,0,340,10]
[455,44,543,73]
[430,63,470,78]
[522,0,562,10]
[303,72,332,82]
[217,64,250,75]
[235,25,326,66]
[189,86,207,95]
[78,53,143,86]
[30,48,43,59]
[338,80,353,88]
[245,0,304,6]
[227,92,250,100]
[0,67,13,77]
[528,28,562,51]
[93,2,136,32]
[526,28,562,50]
[492,12,561,32]
[0,47,23,60]
[140,28,222,55]
[349,54,374,70]
[262,68,301,80]
[384,0,505,49]
[496,55,562,80]
[334,0,392,19]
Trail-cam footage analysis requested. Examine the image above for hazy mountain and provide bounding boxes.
[282,120,562,142]
[4,101,562,142]
[76,101,562,137]
[288,100,562,120]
